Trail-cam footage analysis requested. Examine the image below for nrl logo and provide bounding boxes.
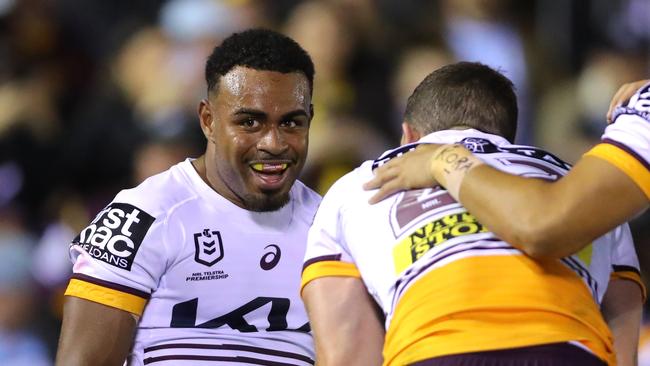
[193,229,224,267]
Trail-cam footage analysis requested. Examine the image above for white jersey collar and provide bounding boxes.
[418,128,511,146]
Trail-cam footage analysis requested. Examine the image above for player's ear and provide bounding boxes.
[198,99,216,143]
[401,122,421,145]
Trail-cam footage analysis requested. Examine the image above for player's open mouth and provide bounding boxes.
[249,162,290,190]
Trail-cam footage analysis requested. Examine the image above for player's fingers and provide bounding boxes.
[363,163,399,190]
[363,176,382,190]
[368,179,403,204]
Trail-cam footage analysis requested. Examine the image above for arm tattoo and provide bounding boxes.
[434,145,476,173]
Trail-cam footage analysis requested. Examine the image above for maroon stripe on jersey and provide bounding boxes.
[612,264,641,275]
[302,254,342,272]
[144,343,314,364]
[143,355,302,365]
[70,273,150,299]
[602,138,650,171]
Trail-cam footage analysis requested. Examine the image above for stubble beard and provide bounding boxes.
[241,190,291,212]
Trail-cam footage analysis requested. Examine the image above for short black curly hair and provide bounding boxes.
[205,28,315,95]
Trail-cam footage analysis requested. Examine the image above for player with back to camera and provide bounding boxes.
[365,79,650,259]
[55,29,321,366]
[302,62,644,366]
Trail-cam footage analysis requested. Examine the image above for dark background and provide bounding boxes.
[0,0,648,363]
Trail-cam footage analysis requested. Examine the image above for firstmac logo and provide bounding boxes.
[72,203,155,270]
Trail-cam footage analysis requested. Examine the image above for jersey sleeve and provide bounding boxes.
[301,176,361,294]
[608,224,646,300]
[64,194,173,316]
[584,82,650,199]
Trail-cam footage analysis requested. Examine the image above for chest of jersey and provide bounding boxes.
[139,201,310,334]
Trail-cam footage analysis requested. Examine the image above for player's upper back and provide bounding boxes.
[306,129,635,308]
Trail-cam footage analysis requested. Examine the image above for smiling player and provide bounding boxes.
[56,29,321,366]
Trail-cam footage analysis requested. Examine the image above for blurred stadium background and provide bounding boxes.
[0,0,648,364]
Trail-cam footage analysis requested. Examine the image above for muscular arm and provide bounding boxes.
[365,145,647,258]
[302,277,384,366]
[601,279,643,366]
[456,154,647,258]
[56,296,138,366]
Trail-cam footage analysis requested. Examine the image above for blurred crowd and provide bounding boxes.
[0,0,648,364]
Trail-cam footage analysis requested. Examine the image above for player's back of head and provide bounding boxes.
[205,28,315,96]
[405,62,518,142]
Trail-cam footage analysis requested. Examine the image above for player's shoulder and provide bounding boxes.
[113,160,197,219]
[324,160,375,197]
[461,137,572,171]
[291,180,322,212]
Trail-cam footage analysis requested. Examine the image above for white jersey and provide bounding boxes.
[585,81,650,199]
[66,159,321,366]
[302,129,642,366]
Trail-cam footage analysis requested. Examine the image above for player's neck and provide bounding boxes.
[191,155,208,183]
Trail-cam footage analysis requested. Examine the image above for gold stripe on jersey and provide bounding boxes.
[610,270,647,301]
[300,260,361,294]
[65,278,148,315]
[585,143,650,199]
[383,255,615,366]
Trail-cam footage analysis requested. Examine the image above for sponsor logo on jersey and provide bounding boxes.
[392,212,488,273]
[170,297,310,333]
[194,229,224,266]
[260,244,281,270]
[72,203,155,270]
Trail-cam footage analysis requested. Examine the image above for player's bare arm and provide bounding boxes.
[601,279,643,366]
[302,277,384,366]
[456,154,647,258]
[366,143,646,258]
[56,296,137,366]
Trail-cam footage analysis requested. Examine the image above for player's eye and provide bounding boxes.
[281,118,306,129]
[240,118,260,129]
[282,120,298,128]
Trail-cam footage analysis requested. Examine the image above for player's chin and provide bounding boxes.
[244,167,297,211]
[244,190,291,212]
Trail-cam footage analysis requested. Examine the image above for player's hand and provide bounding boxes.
[363,144,443,204]
[607,79,649,123]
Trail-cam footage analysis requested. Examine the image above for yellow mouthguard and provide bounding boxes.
[251,163,288,171]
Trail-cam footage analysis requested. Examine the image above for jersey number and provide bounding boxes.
[170,297,310,333]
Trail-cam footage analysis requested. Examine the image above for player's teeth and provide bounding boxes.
[251,163,289,172]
